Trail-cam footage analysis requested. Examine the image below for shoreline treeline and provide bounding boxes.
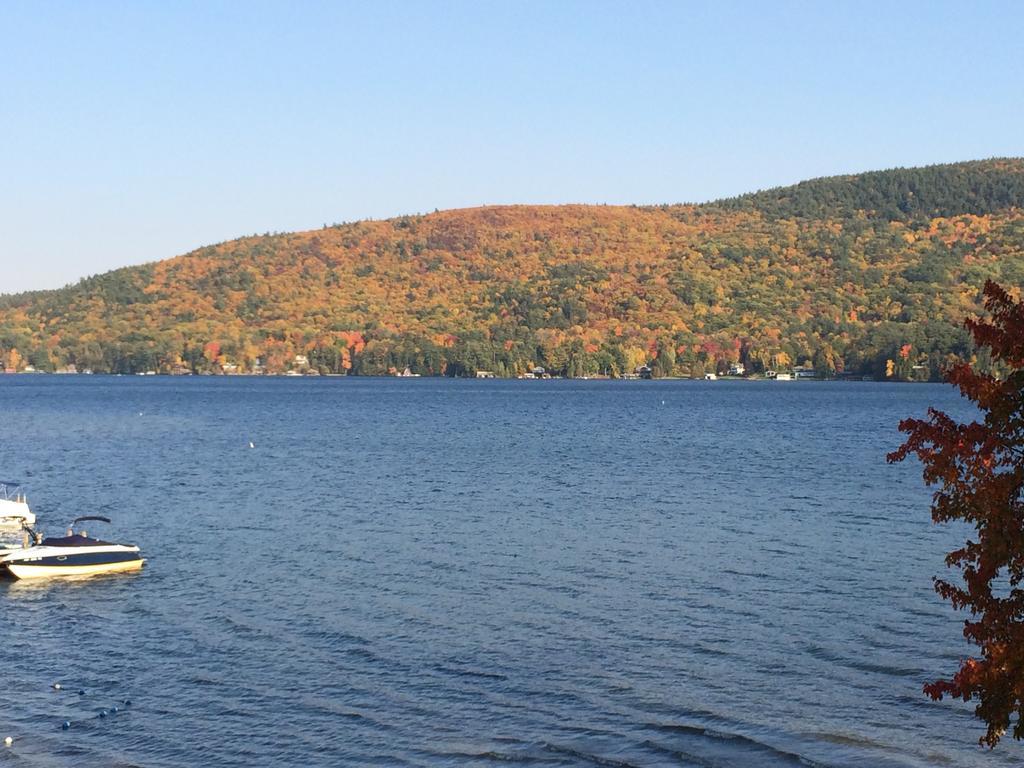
[2,160,1023,379]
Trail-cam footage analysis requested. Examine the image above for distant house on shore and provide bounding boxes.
[475,370,495,378]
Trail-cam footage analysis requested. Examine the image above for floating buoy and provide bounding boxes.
[52,682,62,690]
[4,736,12,746]
[249,441,255,448]
[61,721,70,730]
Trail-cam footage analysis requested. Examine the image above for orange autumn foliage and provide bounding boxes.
[0,160,1022,377]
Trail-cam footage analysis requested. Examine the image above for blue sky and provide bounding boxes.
[2,0,1022,292]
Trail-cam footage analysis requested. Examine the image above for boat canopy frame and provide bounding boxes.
[0,481,26,501]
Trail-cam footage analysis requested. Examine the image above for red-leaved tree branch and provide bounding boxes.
[888,280,1024,747]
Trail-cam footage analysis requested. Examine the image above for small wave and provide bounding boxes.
[702,728,737,740]
[806,730,957,765]
[430,746,564,764]
[691,643,734,659]
[645,722,711,738]
[807,730,894,750]
[298,627,371,647]
[845,659,924,678]
[804,643,924,678]
[432,663,509,682]
[721,568,776,580]
[637,738,718,767]
[645,722,831,767]
[541,742,642,767]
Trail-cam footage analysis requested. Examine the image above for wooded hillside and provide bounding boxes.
[2,159,1023,378]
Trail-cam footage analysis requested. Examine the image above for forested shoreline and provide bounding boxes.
[2,159,1023,380]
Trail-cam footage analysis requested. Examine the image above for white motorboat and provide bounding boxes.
[0,481,35,530]
[0,516,144,580]
[0,481,35,552]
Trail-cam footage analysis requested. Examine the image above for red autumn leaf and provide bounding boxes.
[889,280,1024,748]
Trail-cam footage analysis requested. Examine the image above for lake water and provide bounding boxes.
[0,377,1019,767]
